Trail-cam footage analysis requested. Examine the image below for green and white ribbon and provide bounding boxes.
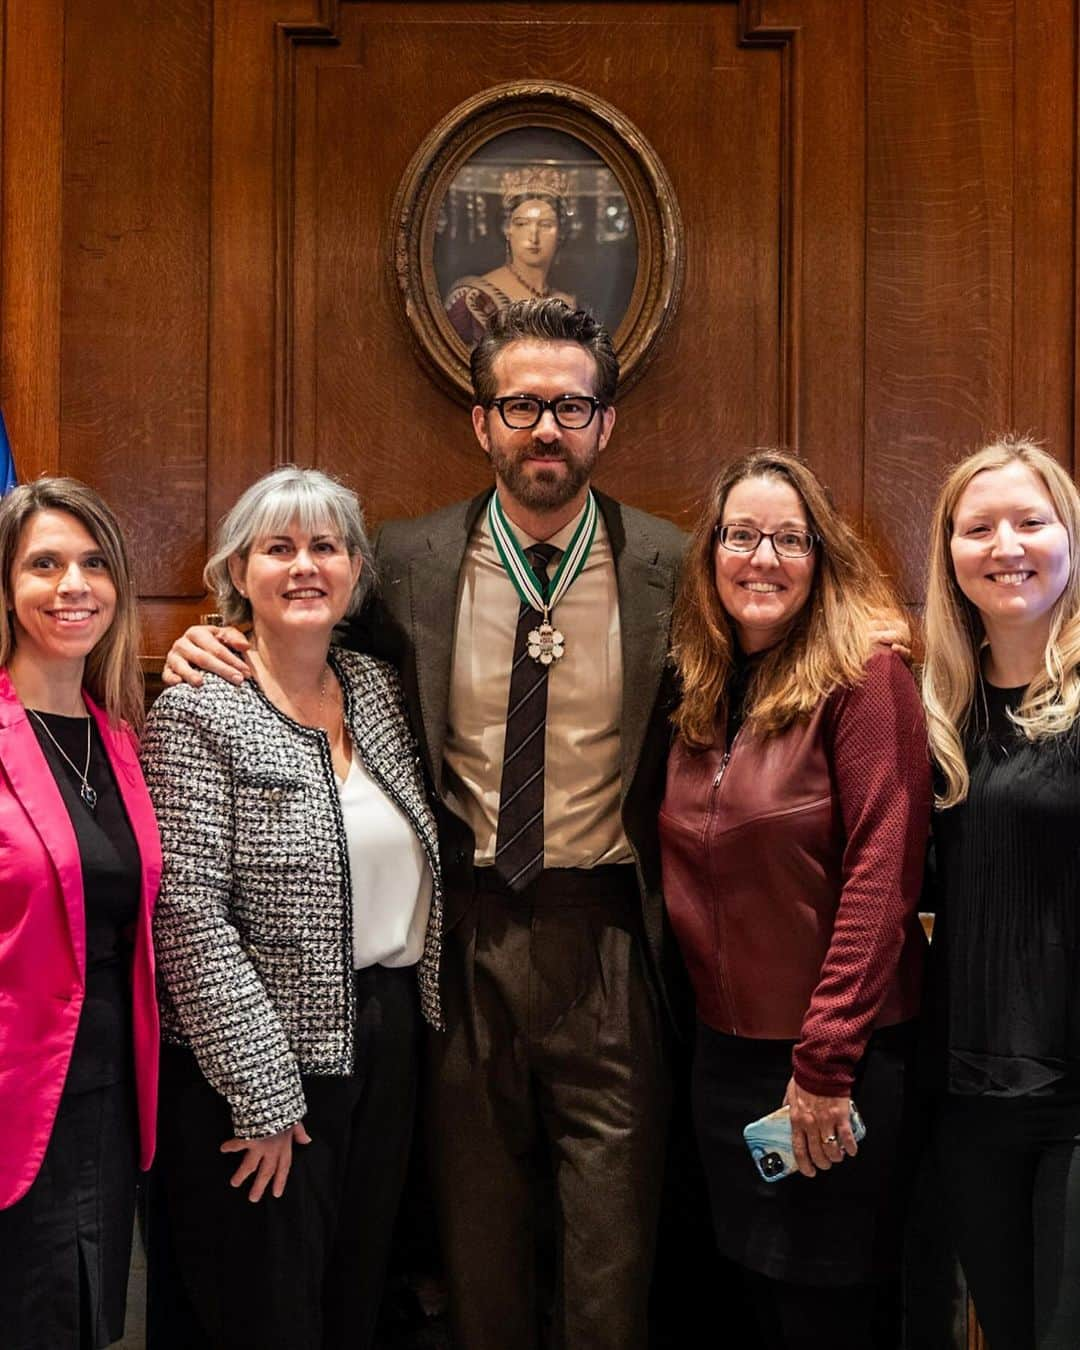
[487,488,598,619]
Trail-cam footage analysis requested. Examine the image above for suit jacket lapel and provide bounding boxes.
[409,491,491,798]
[598,493,676,804]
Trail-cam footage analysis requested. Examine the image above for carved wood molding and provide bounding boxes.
[738,0,801,450]
[274,3,343,464]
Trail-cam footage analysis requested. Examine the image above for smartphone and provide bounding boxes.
[742,1102,867,1183]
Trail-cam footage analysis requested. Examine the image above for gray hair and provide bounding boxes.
[204,466,375,626]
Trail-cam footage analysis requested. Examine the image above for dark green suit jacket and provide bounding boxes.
[351,488,686,1022]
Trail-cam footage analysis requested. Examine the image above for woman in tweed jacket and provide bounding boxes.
[143,467,441,1350]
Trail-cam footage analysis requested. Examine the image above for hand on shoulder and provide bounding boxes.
[162,625,251,688]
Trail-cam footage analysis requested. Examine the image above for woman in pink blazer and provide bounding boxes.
[0,478,160,1350]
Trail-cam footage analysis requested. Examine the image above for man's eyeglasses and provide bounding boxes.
[487,395,606,431]
[714,523,818,559]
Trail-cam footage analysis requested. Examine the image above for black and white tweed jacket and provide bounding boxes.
[142,647,442,1139]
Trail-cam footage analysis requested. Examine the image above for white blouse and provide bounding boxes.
[337,750,432,970]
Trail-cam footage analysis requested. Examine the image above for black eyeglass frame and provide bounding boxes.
[486,394,607,431]
[713,522,819,559]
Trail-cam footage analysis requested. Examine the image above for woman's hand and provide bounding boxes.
[220,1121,312,1202]
[783,1078,857,1178]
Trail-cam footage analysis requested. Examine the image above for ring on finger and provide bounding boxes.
[822,1134,839,1144]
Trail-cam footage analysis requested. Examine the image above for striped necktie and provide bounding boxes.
[493,543,559,891]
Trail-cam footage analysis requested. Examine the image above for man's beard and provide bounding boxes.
[488,436,599,513]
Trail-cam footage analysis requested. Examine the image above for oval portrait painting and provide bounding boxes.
[433,126,639,349]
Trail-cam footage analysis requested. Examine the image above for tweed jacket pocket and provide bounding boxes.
[231,774,328,944]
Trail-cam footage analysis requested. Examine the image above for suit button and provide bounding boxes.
[265,787,283,803]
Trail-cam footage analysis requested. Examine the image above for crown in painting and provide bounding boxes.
[500,166,570,208]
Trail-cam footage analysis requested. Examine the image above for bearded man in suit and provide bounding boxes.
[164,299,685,1350]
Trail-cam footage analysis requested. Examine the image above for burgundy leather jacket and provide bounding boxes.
[659,650,931,1095]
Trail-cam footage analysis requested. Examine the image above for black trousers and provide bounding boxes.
[740,1266,897,1350]
[0,1079,137,1350]
[154,964,419,1350]
[934,1090,1080,1350]
[427,866,670,1350]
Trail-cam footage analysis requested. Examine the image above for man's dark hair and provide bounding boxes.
[470,299,619,407]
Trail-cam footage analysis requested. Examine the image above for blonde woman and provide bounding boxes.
[659,451,930,1349]
[923,435,1080,1350]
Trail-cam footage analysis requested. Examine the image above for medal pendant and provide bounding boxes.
[527,620,565,666]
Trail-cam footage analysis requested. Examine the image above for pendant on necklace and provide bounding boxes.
[80,782,98,810]
[527,620,565,666]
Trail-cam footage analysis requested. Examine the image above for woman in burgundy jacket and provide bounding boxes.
[659,450,930,1349]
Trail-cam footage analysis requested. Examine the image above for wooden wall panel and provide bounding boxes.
[60,0,212,601]
[0,0,1077,685]
[0,0,65,477]
[1013,2,1075,461]
[743,0,867,519]
[294,2,785,534]
[863,0,1069,602]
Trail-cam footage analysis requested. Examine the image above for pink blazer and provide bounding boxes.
[0,669,161,1209]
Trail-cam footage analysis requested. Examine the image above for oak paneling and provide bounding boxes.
[1013,2,1075,462]
[1,0,1078,694]
[864,0,1059,602]
[1,0,65,478]
[288,3,787,534]
[743,1,867,519]
[61,0,212,599]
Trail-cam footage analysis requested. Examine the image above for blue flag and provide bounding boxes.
[0,412,16,495]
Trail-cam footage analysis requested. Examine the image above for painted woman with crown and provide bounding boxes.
[444,165,577,345]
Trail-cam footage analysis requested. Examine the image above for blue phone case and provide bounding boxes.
[743,1103,867,1183]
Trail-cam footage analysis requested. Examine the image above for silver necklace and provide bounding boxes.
[29,709,97,809]
[252,654,331,725]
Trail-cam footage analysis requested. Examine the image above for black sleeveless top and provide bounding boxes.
[29,712,141,1094]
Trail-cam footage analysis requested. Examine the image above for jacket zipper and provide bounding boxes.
[707,729,743,1033]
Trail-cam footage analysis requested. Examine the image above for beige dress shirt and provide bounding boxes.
[443,497,632,868]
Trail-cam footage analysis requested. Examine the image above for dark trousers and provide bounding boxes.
[154,964,419,1350]
[427,866,670,1350]
[0,1079,137,1350]
[935,1090,1080,1350]
[740,1267,895,1350]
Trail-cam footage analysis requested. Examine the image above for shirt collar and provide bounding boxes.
[500,495,589,555]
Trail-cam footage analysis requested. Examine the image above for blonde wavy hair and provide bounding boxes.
[0,478,144,732]
[923,435,1080,807]
[671,450,899,748]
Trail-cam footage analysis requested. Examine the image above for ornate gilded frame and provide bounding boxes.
[393,81,684,404]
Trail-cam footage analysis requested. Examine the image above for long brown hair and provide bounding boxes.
[671,450,899,747]
[0,478,144,731]
[923,435,1080,807]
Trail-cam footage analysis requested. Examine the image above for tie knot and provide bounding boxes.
[526,542,559,587]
